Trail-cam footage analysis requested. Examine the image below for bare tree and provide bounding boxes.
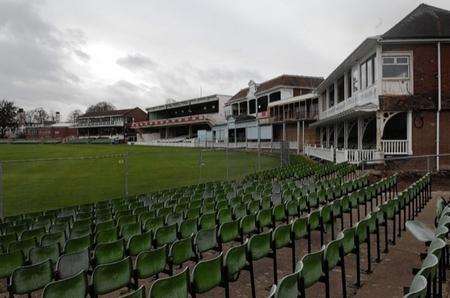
[26,108,49,124]
[85,101,116,114]
[0,99,18,138]
[67,109,82,123]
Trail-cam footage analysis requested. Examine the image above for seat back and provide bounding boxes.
[218,221,239,244]
[149,267,189,298]
[169,236,197,266]
[269,271,299,298]
[298,248,324,289]
[0,250,24,279]
[29,243,60,265]
[135,246,167,279]
[64,234,91,254]
[224,242,248,281]
[56,249,90,279]
[195,228,218,253]
[11,259,53,295]
[272,224,291,249]
[191,253,223,294]
[92,256,132,295]
[94,239,125,265]
[42,270,87,298]
[154,224,178,247]
[127,231,152,256]
[404,274,427,298]
[248,230,272,261]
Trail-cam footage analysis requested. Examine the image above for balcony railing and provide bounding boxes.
[270,109,319,122]
[319,84,378,120]
[381,139,409,155]
[75,121,124,128]
[304,144,384,164]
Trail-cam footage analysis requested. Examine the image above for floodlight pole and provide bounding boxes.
[0,161,4,219]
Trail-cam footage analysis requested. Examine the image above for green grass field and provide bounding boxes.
[0,144,280,216]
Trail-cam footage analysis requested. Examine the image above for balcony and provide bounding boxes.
[75,120,124,128]
[319,84,378,120]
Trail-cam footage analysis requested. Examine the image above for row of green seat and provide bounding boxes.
[269,173,431,298]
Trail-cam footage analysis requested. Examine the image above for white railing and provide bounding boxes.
[381,139,409,155]
[347,149,383,164]
[304,145,334,162]
[319,84,378,120]
[304,144,384,164]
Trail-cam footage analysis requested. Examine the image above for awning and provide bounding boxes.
[268,93,318,108]
[309,108,376,128]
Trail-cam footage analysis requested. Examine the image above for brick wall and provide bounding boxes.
[380,42,450,111]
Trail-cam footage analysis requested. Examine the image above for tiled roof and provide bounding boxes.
[382,4,450,40]
[228,74,323,103]
[79,108,137,118]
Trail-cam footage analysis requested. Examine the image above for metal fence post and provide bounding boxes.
[124,153,129,198]
[0,161,4,219]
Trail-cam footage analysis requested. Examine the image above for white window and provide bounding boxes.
[352,68,359,92]
[360,62,367,90]
[382,56,410,79]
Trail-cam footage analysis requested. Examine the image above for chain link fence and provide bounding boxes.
[0,147,282,217]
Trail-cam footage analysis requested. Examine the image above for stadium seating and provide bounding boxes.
[2,160,414,297]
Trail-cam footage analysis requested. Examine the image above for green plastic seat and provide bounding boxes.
[323,237,346,297]
[121,222,141,242]
[95,219,116,232]
[166,212,184,226]
[119,285,145,298]
[179,218,198,239]
[404,274,427,298]
[0,250,25,279]
[223,242,249,284]
[239,214,257,240]
[268,271,298,298]
[71,219,91,231]
[148,267,189,298]
[273,204,287,224]
[94,239,125,265]
[185,207,201,219]
[194,228,219,255]
[169,236,197,274]
[29,243,60,265]
[217,208,233,225]
[56,249,90,279]
[42,270,87,298]
[70,225,91,239]
[191,253,224,295]
[297,248,324,296]
[41,231,66,248]
[64,234,91,254]
[127,231,152,256]
[272,224,293,282]
[9,259,53,296]
[134,246,167,280]
[95,227,118,244]
[9,238,37,258]
[247,230,275,296]
[92,256,132,295]
[233,204,247,220]
[218,221,240,245]
[154,224,178,248]
[256,208,273,231]
[21,227,46,242]
[199,213,216,230]
[117,215,137,228]
[0,233,18,252]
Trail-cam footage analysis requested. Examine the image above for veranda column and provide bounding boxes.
[326,126,330,147]
[282,122,286,141]
[407,110,413,154]
[376,112,383,152]
[296,120,300,154]
[334,123,338,147]
[357,117,363,150]
[343,121,349,149]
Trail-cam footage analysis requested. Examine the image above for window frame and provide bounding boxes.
[381,53,411,80]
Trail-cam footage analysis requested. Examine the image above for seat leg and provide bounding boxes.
[273,251,278,284]
[291,240,296,272]
[366,234,372,274]
[341,257,347,298]
[249,260,256,298]
[375,221,381,262]
[355,243,361,288]
[324,268,330,298]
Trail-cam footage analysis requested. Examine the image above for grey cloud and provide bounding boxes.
[74,49,90,62]
[116,53,157,72]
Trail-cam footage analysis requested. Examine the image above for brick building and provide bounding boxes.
[75,108,147,142]
[305,4,450,168]
[225,74,323,144]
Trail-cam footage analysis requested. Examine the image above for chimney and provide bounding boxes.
[55,111,61,123]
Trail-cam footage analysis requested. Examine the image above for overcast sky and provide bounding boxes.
[1,0,450,120]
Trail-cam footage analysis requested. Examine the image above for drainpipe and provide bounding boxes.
[437,42,441,171]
